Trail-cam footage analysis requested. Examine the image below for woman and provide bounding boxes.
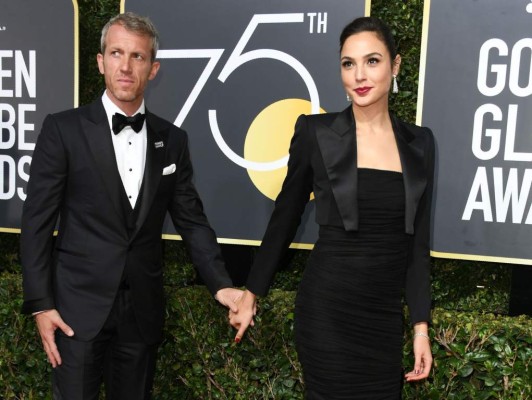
[230,16,433,399]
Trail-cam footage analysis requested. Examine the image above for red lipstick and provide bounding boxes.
[354,87,371,95]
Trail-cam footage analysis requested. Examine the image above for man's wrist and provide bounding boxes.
[32,310,50,316]
[214,287,229,301]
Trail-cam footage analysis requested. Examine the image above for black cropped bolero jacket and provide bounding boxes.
[246,106,435,325]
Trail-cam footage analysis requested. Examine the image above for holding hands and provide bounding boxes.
[228,289,257,343]
[215,287,246,313]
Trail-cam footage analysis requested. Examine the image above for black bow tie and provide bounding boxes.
[112,112,145,135]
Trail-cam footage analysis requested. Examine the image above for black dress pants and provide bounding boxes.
[52,287,158,400]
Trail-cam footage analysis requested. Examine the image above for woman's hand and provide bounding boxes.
[229,289,257,343]
[405,323,433,382]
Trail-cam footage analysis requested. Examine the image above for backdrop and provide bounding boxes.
[419,0,532,265]
[123,0,369,247]
[0,0,77,232]
[4,0,530,265]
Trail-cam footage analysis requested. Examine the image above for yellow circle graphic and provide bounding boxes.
[244,98,326,200]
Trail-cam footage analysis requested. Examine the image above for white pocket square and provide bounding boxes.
[162,164,176,175]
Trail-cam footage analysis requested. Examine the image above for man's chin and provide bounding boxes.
[111,91,137,103]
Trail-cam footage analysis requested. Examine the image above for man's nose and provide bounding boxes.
[120,57,132,72]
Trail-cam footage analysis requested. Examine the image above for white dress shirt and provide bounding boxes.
[102,91,147,208]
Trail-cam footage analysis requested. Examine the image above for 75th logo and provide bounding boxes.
[157,13,328,198]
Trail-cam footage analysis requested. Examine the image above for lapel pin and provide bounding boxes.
[154,141,164,149]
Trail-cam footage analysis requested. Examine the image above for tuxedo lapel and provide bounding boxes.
[81,100,126,234]
[315,107,359,231]
[131,111,167,239]
[315,108,428,234]
[391,115,427,234]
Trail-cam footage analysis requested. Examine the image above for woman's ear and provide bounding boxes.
[392,54,401,76]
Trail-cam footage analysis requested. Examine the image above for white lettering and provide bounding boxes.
[463,167,532,224]
[504,104,532,161]
[17,155,31,201]
[17,103,35,151]
[526,203,532,224]
[0,103,16,149]
[307,13,317,33]
[509,38,532,97]
[0,50,37,98]
[463,167,493,221]
[0,50,14,97]
[472,103,502,160]
[15,50,36,98]
[317,13,327,34]
[0,155,15,199]
[493,168,532,223]
[477,39,508,96]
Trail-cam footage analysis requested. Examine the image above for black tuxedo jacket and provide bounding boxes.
[21,99,232,343]
[246,107,435,324]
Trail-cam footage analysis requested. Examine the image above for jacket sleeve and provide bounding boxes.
[20,114,68,314]
[167,131,233,295]
[246,115,314,296]
[405,127,435,324]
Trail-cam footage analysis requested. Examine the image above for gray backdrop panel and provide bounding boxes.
[0,0,76,230]
[421,0,532,263]
[124,0,367,245]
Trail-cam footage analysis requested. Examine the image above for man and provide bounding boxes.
[21,12,241,399]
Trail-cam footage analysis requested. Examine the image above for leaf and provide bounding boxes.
[458,365,474,377]
[468,351,491,362]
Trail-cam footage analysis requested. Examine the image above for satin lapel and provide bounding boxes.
[81,100,126,231]
[392,115,427,234]
[315,107,359,231]
[132,111,166,239]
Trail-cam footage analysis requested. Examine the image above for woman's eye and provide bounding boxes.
[368,58,379,65]
[342,61,353,68]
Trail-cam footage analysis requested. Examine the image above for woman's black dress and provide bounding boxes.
[294,168,409,399]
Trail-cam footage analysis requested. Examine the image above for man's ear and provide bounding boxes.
[148,61,161,81]
[97,53,105,75]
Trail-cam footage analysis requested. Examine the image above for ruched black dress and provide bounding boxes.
[294,168,408,399]
[245,109,434,400]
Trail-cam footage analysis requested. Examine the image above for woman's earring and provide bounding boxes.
[346,93,351,102]
[392,75,399,94]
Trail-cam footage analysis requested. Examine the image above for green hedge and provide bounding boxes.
[1,272,530,399]
[0,234,512,315]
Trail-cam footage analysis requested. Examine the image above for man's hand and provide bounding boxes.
[34,309,74,368]
[215,287,244,313]
[229,289,257,343]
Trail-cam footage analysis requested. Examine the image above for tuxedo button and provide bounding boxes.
[129,168,132,172]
